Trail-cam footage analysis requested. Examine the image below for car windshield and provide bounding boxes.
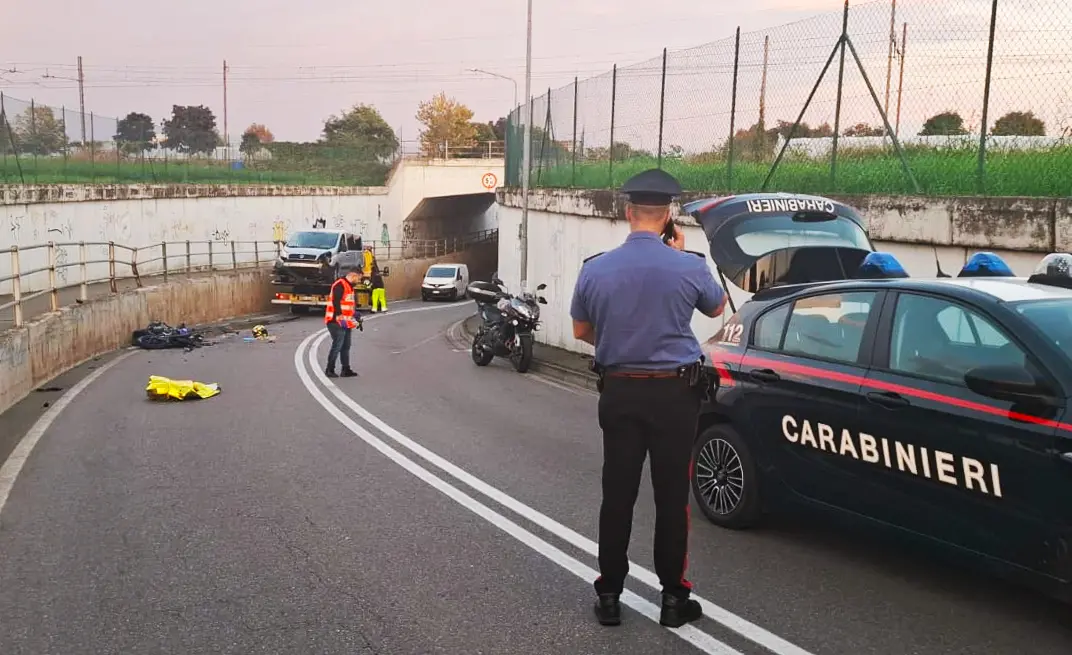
[1013,298,1072,350]
[427,267,457,278]
[733,214,871,257]
[286,231,339,249]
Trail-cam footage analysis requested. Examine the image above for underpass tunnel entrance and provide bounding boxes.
[401,193,497,242]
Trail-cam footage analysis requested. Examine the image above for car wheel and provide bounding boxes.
[690,424,761,529]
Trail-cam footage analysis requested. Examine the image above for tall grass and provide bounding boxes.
[0,155,378,186]
[532,145,1072,197]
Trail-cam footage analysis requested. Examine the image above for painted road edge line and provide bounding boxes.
[0,351,137,518]
[309,329,815,655]
[295,333,743,655]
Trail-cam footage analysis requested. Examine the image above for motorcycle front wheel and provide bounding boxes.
[471,337,494,367]
[511,334,534,373]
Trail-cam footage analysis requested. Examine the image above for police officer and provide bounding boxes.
[324,266,362,378]
[570,168,727,628]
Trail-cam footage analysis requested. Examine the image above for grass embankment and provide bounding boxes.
[534,146,1072,197]
[0,154,389,187]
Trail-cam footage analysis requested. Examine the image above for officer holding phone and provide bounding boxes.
[570,168,727,629]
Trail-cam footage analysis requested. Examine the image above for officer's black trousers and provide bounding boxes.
[594,375,700,600]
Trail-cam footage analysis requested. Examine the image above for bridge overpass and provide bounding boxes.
[0,157,504,295]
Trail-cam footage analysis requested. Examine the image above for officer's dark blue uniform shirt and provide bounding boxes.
[570,232,726,370]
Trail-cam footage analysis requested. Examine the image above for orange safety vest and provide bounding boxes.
[324,278,357,328]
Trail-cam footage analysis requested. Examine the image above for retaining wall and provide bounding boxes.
[0,270,274,416]
[495,189,1066,356]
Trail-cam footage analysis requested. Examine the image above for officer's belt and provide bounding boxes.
[604,366,686,379]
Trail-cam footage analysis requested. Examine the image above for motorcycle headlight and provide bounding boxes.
[515,304,534,320]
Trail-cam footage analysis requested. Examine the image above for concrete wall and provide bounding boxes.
[0,270,274,416]
[383,239,498,301]
[1,158,505,295]
[390,159,505,235]
[496,189,1066,356]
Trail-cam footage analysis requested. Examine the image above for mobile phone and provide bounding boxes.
[661,217,676,245]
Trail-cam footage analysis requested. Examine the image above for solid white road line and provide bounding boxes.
[295,332,743,655]
[307,319,816,655]
[0,351,137,518]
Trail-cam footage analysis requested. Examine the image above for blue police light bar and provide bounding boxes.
[857,252,909,279]
[1028,253,1072,288]
[958,251,1014,278]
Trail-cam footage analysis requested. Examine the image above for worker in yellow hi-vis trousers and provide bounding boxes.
[370,264,387,313]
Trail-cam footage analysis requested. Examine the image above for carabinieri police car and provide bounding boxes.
[683,192,1072,601]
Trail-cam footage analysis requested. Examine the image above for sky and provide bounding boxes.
[2,0,847,144]
[4,0,1070,149]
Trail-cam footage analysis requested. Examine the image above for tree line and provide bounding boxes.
[0,92,508,163]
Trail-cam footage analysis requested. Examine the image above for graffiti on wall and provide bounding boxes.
[380,223,389,246]
[211,228,231,242]
[312,217,326,229]
[55,246,70,284]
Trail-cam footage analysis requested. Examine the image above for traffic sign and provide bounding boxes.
[482,172,498,190]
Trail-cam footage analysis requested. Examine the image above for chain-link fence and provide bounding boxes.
[0,93,505,186]
[506,0,1072,197]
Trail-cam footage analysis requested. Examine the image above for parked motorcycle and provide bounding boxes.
[467,277,547,373]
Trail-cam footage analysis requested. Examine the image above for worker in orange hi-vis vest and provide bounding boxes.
[323,267,363,378]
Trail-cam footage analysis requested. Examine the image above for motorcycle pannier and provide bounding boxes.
[467,281,502,304]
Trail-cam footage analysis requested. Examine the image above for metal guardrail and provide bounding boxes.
[376,229,499,260]
[1,229,499,328]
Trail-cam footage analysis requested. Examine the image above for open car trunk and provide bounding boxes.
[683,194,876,295]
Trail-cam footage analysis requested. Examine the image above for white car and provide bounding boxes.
[421,263,470,301]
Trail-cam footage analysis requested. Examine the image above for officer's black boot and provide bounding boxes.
[593,593,621,626]
[340,368,357,378]
[325,367,338,378]
[659,593,702,628]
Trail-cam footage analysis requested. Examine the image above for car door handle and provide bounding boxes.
[866,391,910,409]
[748,368,781,383]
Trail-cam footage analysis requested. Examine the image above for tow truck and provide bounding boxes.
[270,228,383,313]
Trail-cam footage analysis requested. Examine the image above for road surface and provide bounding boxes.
[1,300,1070,654]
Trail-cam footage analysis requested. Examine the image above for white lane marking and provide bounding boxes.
[0,351,137,517]
[295,333,742,655]
[305,330,816,655]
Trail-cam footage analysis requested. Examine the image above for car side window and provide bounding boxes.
[889,293,1028,385]
[779,291,878,364]
[751,303,791,350]
[337,235,347,252]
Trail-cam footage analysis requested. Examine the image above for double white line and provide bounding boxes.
[294,306,815,655]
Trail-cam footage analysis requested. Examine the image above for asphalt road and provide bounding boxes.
[1,300,1071,654]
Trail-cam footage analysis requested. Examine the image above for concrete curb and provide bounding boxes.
[459,314,600,393]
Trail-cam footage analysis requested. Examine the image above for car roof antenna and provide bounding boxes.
[934,246,951,278]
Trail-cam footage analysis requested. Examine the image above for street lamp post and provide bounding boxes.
[467,68,519,113]
[520,0,533,292]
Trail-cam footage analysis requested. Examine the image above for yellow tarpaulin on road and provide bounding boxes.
[145,375,221,401]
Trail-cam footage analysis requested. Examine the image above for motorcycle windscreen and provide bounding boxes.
[693,206,874,292]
